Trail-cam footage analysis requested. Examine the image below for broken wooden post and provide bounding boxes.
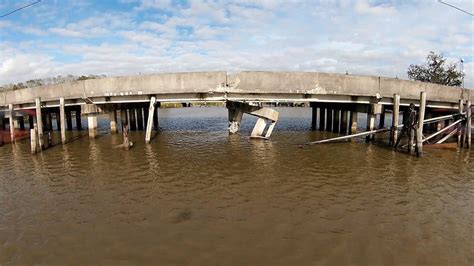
[415,92,426,157]
[458,99,464,147]
[30,128,37,154]
[8,104,14,143]
[145,97,156,144]
[60,98,66,144]
[467,100,471,148]
[391,94,400,146]
[35,98,44,150]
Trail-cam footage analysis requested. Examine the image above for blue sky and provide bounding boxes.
[0,0,473,87]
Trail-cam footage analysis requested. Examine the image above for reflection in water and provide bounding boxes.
[0,107,472,265]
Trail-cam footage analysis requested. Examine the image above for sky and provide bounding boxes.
[0,0,473,87]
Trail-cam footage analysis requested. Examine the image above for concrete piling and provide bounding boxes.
[19,117,25,130]
[137,108,144,130]
[458,100,464,147]
[379,106,385,129]
[466,101,471,148]
[35,98,44,150]
[333,109,340,133]
[8,104,14,143]
[145,97,156,144]
[30,128,37,154]
[46,113,53,131]
[28,116,34,130]
[366,111,375,142]
[326,109,333,132]
[416,92,426,157]
[153,107,159,130]
[391,94,400,146]
[228,101,244,134]
[319,108,326,131]
[350,111,357,134]
[120,109,128,131]
[130,109,137,131]
[75,110,82,130]
[341,110,348,134]
[110,109,118,134]
[311,103,317,131]
[66,110,72,131]
[60,98,66,144]
[88,114,97,138]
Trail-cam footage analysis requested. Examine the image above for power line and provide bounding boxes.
[438,0,474,16]
[0,0,42,19]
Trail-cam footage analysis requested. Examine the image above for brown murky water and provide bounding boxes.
[0,107,473,265]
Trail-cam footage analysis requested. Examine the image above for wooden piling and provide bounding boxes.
[458,99,464,147]
[145,97,156,144]
[466,100,471,148]
[8,104,15,143]
[391,94,400,146]
[35,98,44,150]
[30,128,37,154]
[319,108,326,131]
[415,92,426,157]
[60,98,66,144]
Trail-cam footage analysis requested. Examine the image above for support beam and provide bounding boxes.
[75,110,82,130]
[466,100,471,148]
[423,119,462,143]
[350,111,357,134]
[8,104,14,143]
[415,92,426,157]
[88,114,98,138]
[319,108,326,131]
[391,94,400,146]
[137,108,144,130]
[60,98,66,144]
[145,97,156,144]
[341,110,348,135]
[35,98,44,150]
[109,110,118,134]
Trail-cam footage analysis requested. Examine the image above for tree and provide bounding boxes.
[407,52,464,87]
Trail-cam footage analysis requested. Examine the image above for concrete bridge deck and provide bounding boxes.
[0,71,472,110]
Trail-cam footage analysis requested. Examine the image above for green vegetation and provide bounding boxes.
[407,52,464,86]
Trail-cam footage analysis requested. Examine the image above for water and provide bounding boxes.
[1,107,473,265]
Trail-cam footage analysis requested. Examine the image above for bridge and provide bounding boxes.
[0,71,472,155]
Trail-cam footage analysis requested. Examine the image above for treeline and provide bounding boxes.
[0,74,106,91]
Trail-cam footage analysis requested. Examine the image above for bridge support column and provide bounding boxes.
[319,108,326,131]
[60,98,66,144]
[88,114,98,138]
[333,109,340,133]
[8,104,15,143]
[326,109,333,132]
[341,110,348,135]
[350,111,358,134]
[227,101,244,134]
[46,113,53,132]
[137,108,144,131]
[110,110,118,134]
[416,92,426,157]
[145,97,156,144]
[35,98,44,150]
[390,94,400,146]
[311,103,317,131]
[466,100,471,148]
[379,106,385,129]
[75,110,82,131]
[129,109,137,131]
[458,100,464,147]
